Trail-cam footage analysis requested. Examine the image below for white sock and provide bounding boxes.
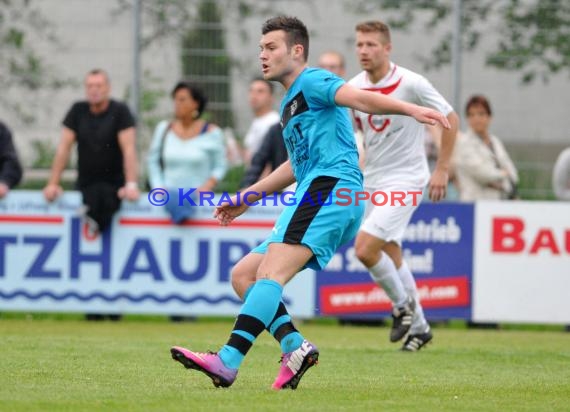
[398,261,429,334]
[368,253,408,307]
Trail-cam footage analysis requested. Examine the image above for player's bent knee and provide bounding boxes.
[354,243,376,267]
[354,236,385,268]
[231,264,256,300]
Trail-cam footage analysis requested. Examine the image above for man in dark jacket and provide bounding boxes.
[240,123,288,188]
[0,121,23,198]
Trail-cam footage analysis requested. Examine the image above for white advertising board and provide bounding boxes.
[473,201,570,324]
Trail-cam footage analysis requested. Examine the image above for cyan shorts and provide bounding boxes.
[252,176,364,270]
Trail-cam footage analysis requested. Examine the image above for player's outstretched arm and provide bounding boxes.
[335,84,451,129]
[214,160,296,226]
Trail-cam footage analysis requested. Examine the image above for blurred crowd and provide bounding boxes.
[2,41,568,329]
[1,62,569,231]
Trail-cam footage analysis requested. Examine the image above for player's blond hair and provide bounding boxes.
[355,21,391,44]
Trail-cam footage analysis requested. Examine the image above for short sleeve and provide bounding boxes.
[414,76,454,116]
[116,102,136,131]
[62,102,80,132]
[303,69,346,108]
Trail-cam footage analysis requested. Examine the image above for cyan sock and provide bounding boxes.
[267,301,305,353]
[219,279,283,369]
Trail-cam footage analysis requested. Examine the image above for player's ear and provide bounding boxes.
[385,42,392,53]
[292,44,304,60]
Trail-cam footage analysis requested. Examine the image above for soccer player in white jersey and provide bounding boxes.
[350,21,459,351]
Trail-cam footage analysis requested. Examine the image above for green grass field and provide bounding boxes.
[1,317,568,411]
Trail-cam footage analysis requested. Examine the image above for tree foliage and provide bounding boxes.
[181,0,233,127]
[0,0,70,121]
[112,0,311,128]
[348,0,570,84]
[113,0,279,48]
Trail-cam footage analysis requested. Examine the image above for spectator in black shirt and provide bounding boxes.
[240,123,288,188]
[43,69,140,232]
[0,120,23,198]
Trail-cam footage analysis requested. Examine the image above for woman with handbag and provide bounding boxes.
[147,82,227,223]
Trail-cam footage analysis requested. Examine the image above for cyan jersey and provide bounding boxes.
[280,68,362,187]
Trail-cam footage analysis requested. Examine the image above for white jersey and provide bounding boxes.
[244,110,280,155]
[349,63,453,189]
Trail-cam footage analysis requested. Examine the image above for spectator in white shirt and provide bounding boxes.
[454,95,518,201]
[243,78,280,166]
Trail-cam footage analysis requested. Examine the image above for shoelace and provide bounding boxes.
[195,350,217,356]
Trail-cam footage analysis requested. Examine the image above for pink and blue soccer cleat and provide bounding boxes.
[272,340,319,390]
[170,346,238,388]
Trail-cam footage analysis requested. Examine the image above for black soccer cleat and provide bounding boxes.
[390,296,416,342]
[401,330,433,352]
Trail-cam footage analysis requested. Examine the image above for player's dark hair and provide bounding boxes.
[355,21,391,43]
[171,81,208,117]
[465,95,492,116]
[262,16,309,61]
[251,77,275,95]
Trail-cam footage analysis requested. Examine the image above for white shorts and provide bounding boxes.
[360,186,424,245]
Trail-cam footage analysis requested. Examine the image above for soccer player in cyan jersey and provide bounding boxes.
[170,16,450,390]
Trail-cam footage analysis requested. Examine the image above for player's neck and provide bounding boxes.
[366,62,391,84]
[281,65,307,90]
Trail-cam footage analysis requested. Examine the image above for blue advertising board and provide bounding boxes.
[316,203,474,320]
